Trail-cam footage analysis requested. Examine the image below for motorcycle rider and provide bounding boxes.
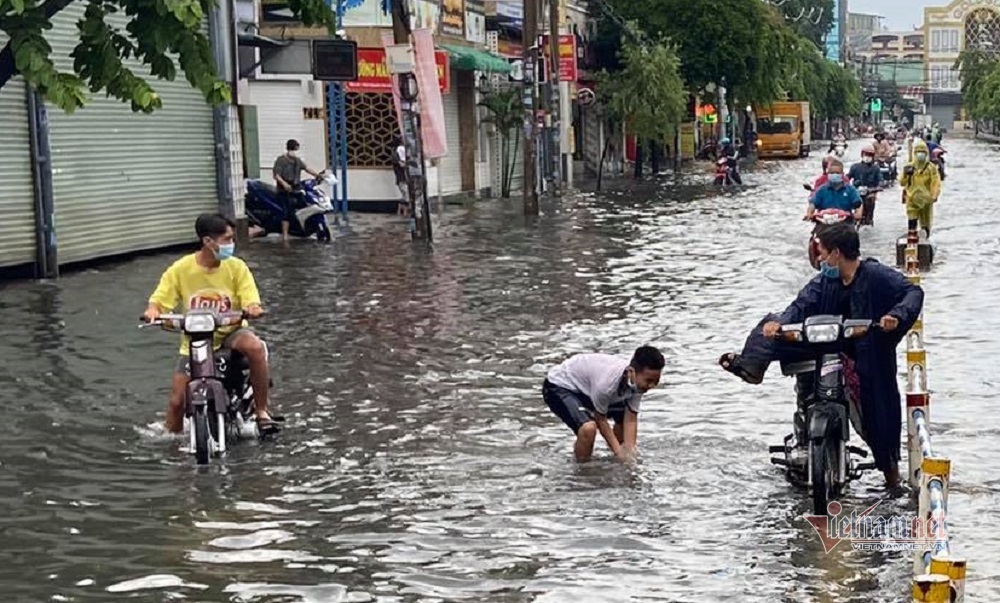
[931,147,946,182]
[806,158,863,222]
[900,139,942,238]
[847,145,883,190]
[718,223,924,489]
[143,213,280,434]
[273,139,323,242]
[718,137,742,185]
[873,131,895,165]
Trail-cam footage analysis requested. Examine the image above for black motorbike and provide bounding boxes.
[769,316,877,515]
[857,186,877,228]
[878,158,898,183]
[142,309,273,464]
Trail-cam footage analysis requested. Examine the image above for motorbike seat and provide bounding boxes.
[247,179,280,197]
[781,360,815,377]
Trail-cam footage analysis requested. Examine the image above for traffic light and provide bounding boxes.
[871,98,882,113]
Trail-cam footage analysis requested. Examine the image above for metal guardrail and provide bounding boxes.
[903,229,968,603]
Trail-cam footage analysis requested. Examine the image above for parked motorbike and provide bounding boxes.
[769,316,877,515]
[857,185,877,227]
[141,309,274,464]
[714,157,739,186]
[244,172,336,242]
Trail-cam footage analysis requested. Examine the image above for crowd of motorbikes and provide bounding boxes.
[768,128,944,515]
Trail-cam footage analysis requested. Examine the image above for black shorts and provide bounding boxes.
[542,379,626,434]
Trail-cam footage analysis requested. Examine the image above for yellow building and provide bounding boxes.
[922,0,1000,126]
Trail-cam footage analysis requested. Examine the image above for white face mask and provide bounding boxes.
[862,156,873,164]
[288,150,299,158]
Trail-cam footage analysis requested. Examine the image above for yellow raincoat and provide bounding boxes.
[900,139,941,232]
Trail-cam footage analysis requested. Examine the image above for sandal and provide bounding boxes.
[256,413,285,435]
[718,353,764,385]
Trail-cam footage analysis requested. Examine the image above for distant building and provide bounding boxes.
[824,0,849,63]
[846,12,884,60]
[922,0,1000,127]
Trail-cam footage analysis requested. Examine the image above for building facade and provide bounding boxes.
[922,0,1000,127]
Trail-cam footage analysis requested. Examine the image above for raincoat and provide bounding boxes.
[900,140,941,231]
[739,259,924,471]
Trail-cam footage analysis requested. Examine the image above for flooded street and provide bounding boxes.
[2,138,998,602]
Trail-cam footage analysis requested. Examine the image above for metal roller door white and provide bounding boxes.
[0,72,38,268]
[45,2,217,265]
[247,79,328,178]
[438,91,463,195]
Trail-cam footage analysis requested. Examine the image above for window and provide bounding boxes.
[931,30,942,52]
[949,30,960,52]
[344,93,399,168]
[757,116,798,135]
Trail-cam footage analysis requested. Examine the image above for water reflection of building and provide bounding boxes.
[922,0,1000,128]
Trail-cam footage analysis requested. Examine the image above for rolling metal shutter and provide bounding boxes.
[0,71,37,268]
[438,91,463,195]
[45,2,217,265]
[247,79,328,178]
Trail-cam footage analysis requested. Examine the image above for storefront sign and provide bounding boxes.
[540,34,578,82]
[410,0,440,31]
[465,12,485,44]
[497,39,522,58]
[440,0,465,38]
[347,48,450,94]
[495,1,522,26]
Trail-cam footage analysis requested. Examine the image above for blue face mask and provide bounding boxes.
[214,242,236,261]
[819,251,840,279]
[915,152,928,162]
[828,173,844,186]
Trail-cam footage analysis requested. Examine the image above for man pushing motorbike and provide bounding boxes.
[143,214,281,434]
[900,139,942,239]
[718,224,924,489]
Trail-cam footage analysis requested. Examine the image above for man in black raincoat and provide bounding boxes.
[719,223,924,488]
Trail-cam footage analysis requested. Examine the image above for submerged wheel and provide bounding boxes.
[193,408,210,465]
[811,438,839,515]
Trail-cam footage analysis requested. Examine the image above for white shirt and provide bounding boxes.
[396,145,406,164]
[546,353,642,414]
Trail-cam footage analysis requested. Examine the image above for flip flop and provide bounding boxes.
[718,353,764,385]
[256,414,284,436]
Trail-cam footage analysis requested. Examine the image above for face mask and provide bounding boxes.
[828,173,844,185]
[820,252,840,279]
[214,242,236,261]
[915,152,927,162]
[288,150,299,158]
[862,156,873,164]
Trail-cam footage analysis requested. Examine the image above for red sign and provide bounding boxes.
[540,34,578,82]
[346,48,450,94]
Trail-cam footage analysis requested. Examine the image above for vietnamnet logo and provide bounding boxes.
[805,500,948,553]
[188,290,233,313]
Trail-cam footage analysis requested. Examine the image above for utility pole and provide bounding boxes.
[523,0,539,215]
[391,0,432,240]
[547,0,561,196]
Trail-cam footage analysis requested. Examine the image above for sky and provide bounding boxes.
[849,0,939,31]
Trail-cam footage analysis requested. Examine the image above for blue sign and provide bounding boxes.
[824,0,842,63]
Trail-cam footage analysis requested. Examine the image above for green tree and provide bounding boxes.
[0,0,333,112]
[774,0,835,48]
[955,48,998,120]
[478,84,522,198]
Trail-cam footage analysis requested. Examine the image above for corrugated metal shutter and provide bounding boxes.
[0,71,37,268]
[438,91,463,195]
[248,80,328,176]
[45,2,217,265]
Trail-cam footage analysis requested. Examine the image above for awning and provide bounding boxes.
[439,44,512,74]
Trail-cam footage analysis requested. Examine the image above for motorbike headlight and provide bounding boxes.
[184,313,217,334]
[805,324,840,343]
[844,325,869,339]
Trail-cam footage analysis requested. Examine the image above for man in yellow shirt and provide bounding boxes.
[143,214,276,434]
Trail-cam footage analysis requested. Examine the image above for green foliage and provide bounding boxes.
[1,0,334,113]
[478,84,521,198]
[774,0,834,48]
[598,38,687,146]
[955,48,1000,120]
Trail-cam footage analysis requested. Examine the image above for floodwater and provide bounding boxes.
[1,138,998,602]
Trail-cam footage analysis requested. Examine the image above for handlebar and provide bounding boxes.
[139,309,263,328]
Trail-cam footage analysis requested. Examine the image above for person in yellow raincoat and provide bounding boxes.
[900,139,941,238]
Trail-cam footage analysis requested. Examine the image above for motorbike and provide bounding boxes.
[769,316,878,515]
[857,185,877,227]
[244,172,337,242]
[803,183,856,269]
[141,309,275,464]
[878,158,898,183]
[829,141,847,159]
[714,156,739,186]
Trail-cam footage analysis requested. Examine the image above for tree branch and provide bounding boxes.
[0,0,79,90]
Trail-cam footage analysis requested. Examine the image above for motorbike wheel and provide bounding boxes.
[811,437,839,516]
[193,407,211,465]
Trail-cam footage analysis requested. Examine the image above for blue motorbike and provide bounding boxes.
[244,174,336,242]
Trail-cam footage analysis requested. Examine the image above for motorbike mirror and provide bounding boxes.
[803,182,814,192]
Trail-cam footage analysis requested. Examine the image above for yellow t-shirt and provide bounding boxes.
[148,254,261,355]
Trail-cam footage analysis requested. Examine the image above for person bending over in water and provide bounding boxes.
[542,346,664,462]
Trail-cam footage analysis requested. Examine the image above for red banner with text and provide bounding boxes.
[346,48,451,94]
